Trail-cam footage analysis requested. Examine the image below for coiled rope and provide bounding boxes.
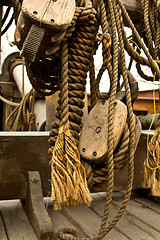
[5,88,37,131]
[9,0,160,239]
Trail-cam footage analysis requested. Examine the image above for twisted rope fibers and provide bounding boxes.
[9,0,160,239]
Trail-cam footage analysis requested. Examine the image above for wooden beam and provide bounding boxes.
[0,131,153,201]
[1,0,142,17]
[0,132,51,200]
[22,171,54,240]
[121,0,141,12]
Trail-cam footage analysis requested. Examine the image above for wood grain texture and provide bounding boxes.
[114,192,160,235]
[92,192,160,240]
[0,133,50,200]
[79,100,127,163]
[1,0,141,11]
[22,0,76,30]
[122,0,141,12]
[0,213,8,240]
[61,196,128,239]
[0,200,38,240]
[22,171,54,240]
[1,193,160,240]
[0,131,153,199]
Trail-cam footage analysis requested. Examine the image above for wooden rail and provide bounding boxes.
[1,0,142,16]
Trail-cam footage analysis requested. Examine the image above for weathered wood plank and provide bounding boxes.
[92,193,160,240]
[0,213,8,240]
[61,194,128,239]
[122,0,141,12]
[1,0,141,12]
[47,200,87,239]
[79,100,127,164]
[131,192,160,214]
[114,131,153,191]
[112,193,160,234]
[22,0,75,30]
[0,200,38,240]
[22,171,54,240]
[0,130,151,200]
[0,133,50,200]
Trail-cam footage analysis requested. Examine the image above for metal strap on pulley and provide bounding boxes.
[14,0,76,60]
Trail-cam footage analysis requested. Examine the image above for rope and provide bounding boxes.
[92,123,130,192]
[50,1,97,210]
[0,94,20,107]
[89,54,97,110]
[144,73,160,196]
[10,0,160,239]
[25,59,59,96]
[5,89,37,131]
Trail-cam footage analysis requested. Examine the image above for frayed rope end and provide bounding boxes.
[50,125,92,210]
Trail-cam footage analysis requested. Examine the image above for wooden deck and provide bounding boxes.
[0,191,160,240]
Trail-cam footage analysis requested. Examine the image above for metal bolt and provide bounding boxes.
[93,151,97,157]
[33,11,38,15]
[96,127,101,133]
[31,178,38,183]
[50,19,55,23]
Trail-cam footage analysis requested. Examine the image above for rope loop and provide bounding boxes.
[10,0,160,239]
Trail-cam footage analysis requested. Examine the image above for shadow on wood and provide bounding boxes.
[21,171,54,240]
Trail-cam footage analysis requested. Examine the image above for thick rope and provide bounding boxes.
[50,2,97,210]
[92,123,130,192]
[10,0,160,239]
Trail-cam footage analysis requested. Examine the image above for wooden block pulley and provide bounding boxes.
[14,0,76,60]
[79,100,127,164]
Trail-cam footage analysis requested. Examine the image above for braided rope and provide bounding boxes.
[10,0,160,239]
[144,0,155,58]
[96,0,119,236]
[89,54,97,110]
[50,1,97,210]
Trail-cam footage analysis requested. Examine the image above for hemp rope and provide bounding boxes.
[50,1,98,210]
[9,0,160,239]
[92,123,130,191]
[5,88,37,131]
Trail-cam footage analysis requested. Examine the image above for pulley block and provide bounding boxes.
[14,0,76,61]
[79,100,127,164]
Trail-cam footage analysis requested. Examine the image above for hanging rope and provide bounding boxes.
[50,0,97,210]
[9,0,160,239]
[5,89,37,131]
